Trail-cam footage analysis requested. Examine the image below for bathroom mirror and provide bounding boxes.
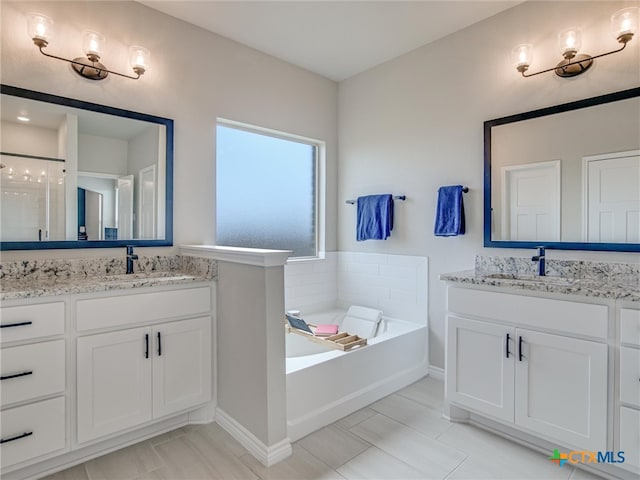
[484,87,640,252]
[0,85,173,250]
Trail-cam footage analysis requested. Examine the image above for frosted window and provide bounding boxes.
[216,124,317,258]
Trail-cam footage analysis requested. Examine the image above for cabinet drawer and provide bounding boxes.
[620,346,640,408]
[1,340,65,407]
[448,287,608,339]
[0,302,65,344]
[0,396,66,470]
[620,308,640,346]
[76,286,211,331]
[619,407,640,471]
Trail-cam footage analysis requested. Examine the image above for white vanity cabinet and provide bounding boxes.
[446,286,608,452]
[76,287,212,444]
[618,306,640,472]
[0,302,67,470]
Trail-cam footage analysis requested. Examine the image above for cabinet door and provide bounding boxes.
[77,327,152,443]
[152,317,211,418]
[619,407,640,472]
[514,329,607,451]
[446,315,515,422]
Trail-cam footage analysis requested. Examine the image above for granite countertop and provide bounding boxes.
[440,268,640,302]
[0,255,217,301]
[0,272,211,301]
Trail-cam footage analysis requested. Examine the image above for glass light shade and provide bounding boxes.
[511,44,533,68]
[612,7,639,38]
[558,29,582,56]
[128,46,150,72]
[27,13,53,42]
[82,31,106,59]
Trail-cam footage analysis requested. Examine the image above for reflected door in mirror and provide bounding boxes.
[501,161,560,241]
[585,151,640,243]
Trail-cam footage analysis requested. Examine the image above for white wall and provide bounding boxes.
[1,121,58,157]
[1,0,338,259]
[78,133,128,175]
[338,0,640,368]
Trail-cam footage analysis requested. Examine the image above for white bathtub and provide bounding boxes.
[285,308,429,441]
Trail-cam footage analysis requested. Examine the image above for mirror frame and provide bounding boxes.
[0,84,173,250]
[484,87,640,252]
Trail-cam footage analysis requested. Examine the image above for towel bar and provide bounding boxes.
[346,195,406,205]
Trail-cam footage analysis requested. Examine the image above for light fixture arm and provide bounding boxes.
[519,40,628,77]
[37,45,142,80]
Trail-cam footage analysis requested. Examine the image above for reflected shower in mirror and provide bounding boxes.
[0,85,173,250]
[484,87,640,252]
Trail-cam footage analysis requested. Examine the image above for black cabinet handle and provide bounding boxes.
[1,371,33,381]
[0,431,33,444]
[1,321,33,329]
[518,336,524,362]
[506,333,511,358]
[145,334,149,359]
[157,332,162,356]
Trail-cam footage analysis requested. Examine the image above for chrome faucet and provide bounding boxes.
[532,246,546,276]
[126,245,138,274]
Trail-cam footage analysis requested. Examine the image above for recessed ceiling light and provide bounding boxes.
[17,116,30,122]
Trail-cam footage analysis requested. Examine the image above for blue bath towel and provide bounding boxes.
[434,185,466,236]
[356,194,394,241]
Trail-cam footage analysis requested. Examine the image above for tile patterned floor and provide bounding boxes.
[44,377,606,480]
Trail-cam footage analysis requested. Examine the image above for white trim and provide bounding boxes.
[428,364,445,381]
[77,171,120,180]
[217,118,322,146]
[180,245,291,267]
[215,408,292,467]
[215,118,325,260]
[138,164,156,239]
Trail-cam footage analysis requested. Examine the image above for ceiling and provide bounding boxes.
[139,1,522,81]
[2,95,152,140]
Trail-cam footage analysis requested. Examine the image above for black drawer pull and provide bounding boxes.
[1,321,33,329]
[157,332,162,356]
[1,371,33,381]
[145,334,149,359]
[0,431,33,444]
[506,333,511,358]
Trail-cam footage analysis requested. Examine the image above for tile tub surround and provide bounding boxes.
[440,256,639,301]
[285,252,428,325]
[0,255,217,300]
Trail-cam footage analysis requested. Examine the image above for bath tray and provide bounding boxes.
[286,323,367,351]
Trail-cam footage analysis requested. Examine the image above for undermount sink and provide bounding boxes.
[483,273,578,286]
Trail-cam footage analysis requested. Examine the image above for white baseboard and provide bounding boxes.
[188,402,216,424]
[428,364,444,381]
[215,408,292,467]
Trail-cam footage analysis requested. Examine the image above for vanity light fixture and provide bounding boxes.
[513,6,638,78]
[27,13,150,80]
